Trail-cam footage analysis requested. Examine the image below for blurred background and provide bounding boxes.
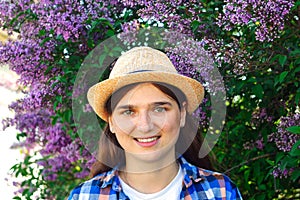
[0,64,23,198]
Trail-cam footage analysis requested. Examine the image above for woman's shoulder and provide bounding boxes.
[196,167,237,188]
[68,170,117,199]
[179,157,243,199]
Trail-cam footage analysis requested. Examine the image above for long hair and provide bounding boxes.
[90,82,214,177]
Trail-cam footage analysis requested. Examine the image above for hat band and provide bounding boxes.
[128,69,154,74]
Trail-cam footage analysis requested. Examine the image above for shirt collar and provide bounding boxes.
[96,166,122,192]
[96,156,205,191]
[178,156,205,188]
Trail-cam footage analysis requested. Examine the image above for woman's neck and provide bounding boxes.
[119,160,179,194]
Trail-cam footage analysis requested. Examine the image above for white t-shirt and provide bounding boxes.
[119,166,184,200]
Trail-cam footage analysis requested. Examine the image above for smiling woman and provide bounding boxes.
[68,46,243,200]
[108,83,186,172]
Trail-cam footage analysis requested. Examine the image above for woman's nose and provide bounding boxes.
[136,111,154,133]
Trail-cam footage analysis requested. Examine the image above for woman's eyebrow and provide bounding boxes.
[153,101,172,106]
[115,105,134,110]
[116,101,173,110]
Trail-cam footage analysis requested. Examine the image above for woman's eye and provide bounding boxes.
[154,107,166,113]
[122,110,134,116]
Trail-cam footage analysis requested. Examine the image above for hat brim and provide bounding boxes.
[87,72,204,121]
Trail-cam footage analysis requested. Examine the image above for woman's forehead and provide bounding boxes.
[116,83,175,103]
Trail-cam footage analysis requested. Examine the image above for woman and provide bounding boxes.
[68,46,243,199]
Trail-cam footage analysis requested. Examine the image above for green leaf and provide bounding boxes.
[98,54,107,67]
[289,149,300,157]
[265,159,274,166]
[40,37,51,46]
[279,71,288,83]
[291,169,300,182]
[51,116,59,125]
[258,184,266,190]
[112,46,124,54]
[252,84,264,99]
[275,152,286,164]
[278,55,287,66]
[16,132,27,141]
[106,29,115,37]
[294,66,300,73]
[286,126,300,134]
[191,20,201,32]
[38,29,46,36]
[255,193,266,200]
[289,140,300,157]
[244,169,250,182]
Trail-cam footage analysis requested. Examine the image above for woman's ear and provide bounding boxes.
[108,117,115,133]
[180,101,187,127]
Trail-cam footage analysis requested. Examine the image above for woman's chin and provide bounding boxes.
[124,148,176,172]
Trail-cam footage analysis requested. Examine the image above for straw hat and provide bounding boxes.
[87,46,204,121]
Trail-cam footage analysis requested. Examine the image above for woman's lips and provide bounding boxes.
[134,136,160,147]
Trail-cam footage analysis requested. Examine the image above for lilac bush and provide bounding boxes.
[217,0,294,42]
[0,0,121,198]
[0,0,299,199]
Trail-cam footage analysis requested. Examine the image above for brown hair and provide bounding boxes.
[90,82,214,177]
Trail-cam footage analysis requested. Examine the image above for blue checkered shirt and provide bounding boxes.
[68,157,243,199]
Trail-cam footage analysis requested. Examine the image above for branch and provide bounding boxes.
[224,153,276,173]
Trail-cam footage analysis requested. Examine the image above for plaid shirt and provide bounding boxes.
[68,157,243,200]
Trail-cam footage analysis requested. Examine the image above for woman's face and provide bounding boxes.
[108,83,186,163]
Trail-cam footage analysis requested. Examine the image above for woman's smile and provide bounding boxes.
[134,136,161,147]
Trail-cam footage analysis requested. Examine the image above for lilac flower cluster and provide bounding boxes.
[1,0,113,42]
[203,37,251,75]
[217,0,294,42]
[272,165,294,179]
[243,137,264,150]
[165,37,225,95]
[192,98,210,128]
[0,1,29,33]
[31,0,114,42]
[251,107,273,127]
[119,19,141,44]
[268,113,300,152]
[0,39,56,85]
[121,0,202,35]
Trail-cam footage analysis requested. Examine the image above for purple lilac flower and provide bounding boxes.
[255,137,264,150]
[217,0,294,42]
[251,107,274,127]
[203,37,251,75]
[272,165,294,179]
[75,169,90,179]
[243,137,264,150]
[121,0,202,35]
[29,0,114,42]
[119,19,141,44]
[268,113,300,152]
[192,98,210,128]
[165,38,225,96]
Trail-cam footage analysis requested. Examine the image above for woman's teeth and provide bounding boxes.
[136,137,158,143]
